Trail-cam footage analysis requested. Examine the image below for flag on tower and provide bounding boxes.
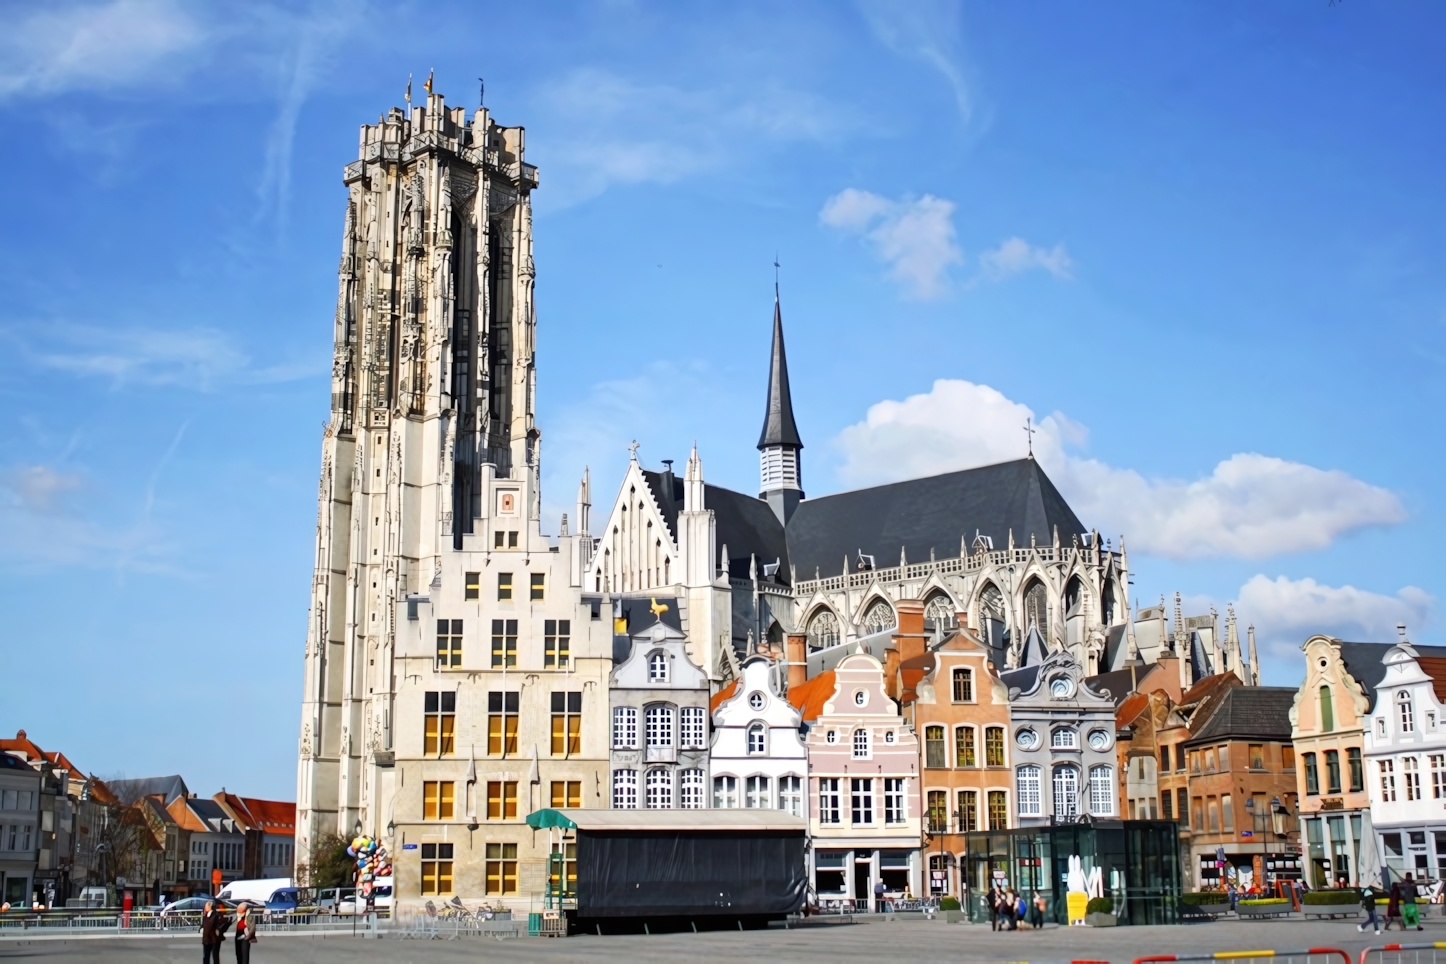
[405,73,412,104]
[424,70,434,95]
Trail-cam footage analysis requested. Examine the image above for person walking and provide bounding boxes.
[1402,874,1423,931]
[1359,885,1382,935]
[873,879,886,914]
[201,901,229,964]
[1387,883,1404,931]
[987,885,1000,931]
[1029,890,1046,929]
[233,903,258,964]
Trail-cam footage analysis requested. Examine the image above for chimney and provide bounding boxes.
[785,633,807,691]
[894,599,927,663]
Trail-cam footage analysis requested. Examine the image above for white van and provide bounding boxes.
[217,878,293,904]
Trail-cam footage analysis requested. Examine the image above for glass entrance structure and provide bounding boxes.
[963,819,1180,925]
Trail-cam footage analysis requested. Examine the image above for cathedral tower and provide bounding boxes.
[758,290,803,524]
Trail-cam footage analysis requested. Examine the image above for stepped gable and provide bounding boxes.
[784,458,1086,580]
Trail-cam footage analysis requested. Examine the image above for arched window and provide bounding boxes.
[1319,685,1334,732]
[747,723,767,755]
[1051,728,1078,749]
[644,768,673,809]
[924,593,955,629]
[1399,690,1415,734]
[778,775,803,816]
[612,769,637,809]
[1101,579,1117,626]
[612,707,637,749]
[645,705,674,748]
[678,769,704,809]
[862,599,895,635]
[648,651,669,683]
[978,583,1006,648]
[807,609,841,651]
[952,667,973,703]
[1064,576,1085,618]
[1016,765,1042,817]
[745,775,771,808]
[924,725,946,768]
[1024,580,1049,634]
[853,729,870,758]
[712,775,737,808]
[1053,765,1080,818]
[1088,766,1114,815]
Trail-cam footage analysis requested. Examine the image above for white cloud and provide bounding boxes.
[6,465,82,513]
[821,189,963,299]
[0,0,203,100]
[833,377,1406,559]
[979,237,1074,280]
[857,0,973,124]
[1237,574,1435,654]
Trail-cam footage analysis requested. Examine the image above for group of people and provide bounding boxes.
[986,885,1047,930]
[200,900,259,964]
[1358,873,1428,935]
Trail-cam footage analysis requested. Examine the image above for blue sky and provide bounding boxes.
[2,0,1443,799]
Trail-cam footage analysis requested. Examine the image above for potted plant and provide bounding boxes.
[1302,889,1360,920]
[1237,897,1292,918]
[1085,896,1116,927]
[940,896,963,924]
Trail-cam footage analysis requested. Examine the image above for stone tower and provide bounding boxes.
[296,90,610,886]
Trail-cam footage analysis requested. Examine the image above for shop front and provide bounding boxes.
[810,845,919,909]
[963,820,1180,925]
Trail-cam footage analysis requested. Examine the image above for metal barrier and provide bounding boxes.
[1359,941,1446,964]
[1136,948,1352,964]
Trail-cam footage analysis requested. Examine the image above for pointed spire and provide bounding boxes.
[757,292,803,450]
[1247,624,1259,686]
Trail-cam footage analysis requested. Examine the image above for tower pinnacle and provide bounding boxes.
[757,288,803,524]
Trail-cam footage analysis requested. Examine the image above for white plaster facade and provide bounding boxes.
[710,656,807,816]
[1363,642,1446,882]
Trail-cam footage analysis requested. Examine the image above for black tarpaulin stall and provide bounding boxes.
[526,807,807,929]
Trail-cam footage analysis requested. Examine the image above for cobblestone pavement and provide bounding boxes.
[1,915,1437,964]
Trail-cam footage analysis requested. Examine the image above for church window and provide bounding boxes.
[645,769,673,809]
[956,726,976,767]
[645,704,675,748]
[550,691,582,757]
[612,770,637,809]
[680,707,706,748]
[423,691,455,756]
[713,775,737,808]
[465,572,480,600]
[924,726,946,768]
[952,668,973,703]
[544,619,570,668]
[487,691,519,755]
[924,593,955,629]
[530,573,545,600]
[612,707,637,749]
[862,599,895,635]
[745,775,770,808]
[436,619,463,669]
[779,775,802,816]
[1016,766,1042,817]
[853,729,869,758]
[1053,765,1080,818]
[748,723,767,755]
[1399,691,1415,733]
[807,610,840,651]
[1319,685,1334,732]
[648,652,669,683]
[818,778,840,824]
[978,584,1006,640]
[1024,580,1049,635]
[985,727,1006,766]
[679,769,705,809]
[497,572,512,601]
[988,790,1008,830]
[1089,766,1114,815]
[490,619,517,668]
[850,778,874,824]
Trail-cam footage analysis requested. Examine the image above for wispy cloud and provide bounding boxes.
[833,377,1406,559]
[1238,574,1435,658]
[856,0,973,124]
[978,237,1074,281]
[821,188,963,299]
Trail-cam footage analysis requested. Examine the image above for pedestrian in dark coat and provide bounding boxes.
[233,903,258,964]
[201,901,229,964]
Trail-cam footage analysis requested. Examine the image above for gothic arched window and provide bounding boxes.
[924,593,955,629]
[807,610,840,651]
[1024,580,1049,635]
[862,599,895,635]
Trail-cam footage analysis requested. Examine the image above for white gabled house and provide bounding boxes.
[1363,641,1446,881]
[709,655,807,815]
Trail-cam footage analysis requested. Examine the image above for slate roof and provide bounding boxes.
[1185,686,1297,745]
[107,775,189,807]
[610,597,683,664]
[1338,641,1446,711]
[1086,668,1140,706]
[757,295,802,450]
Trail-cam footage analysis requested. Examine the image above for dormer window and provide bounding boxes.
[1399,690,1415,734]
[748,723,766,755]
[1051,728,1078,749]
[648,652,668,683]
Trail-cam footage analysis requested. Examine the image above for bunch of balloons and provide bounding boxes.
[346,835,392,890]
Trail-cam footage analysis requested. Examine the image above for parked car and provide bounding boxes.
[264,888,313,916]
[336,885,392,915]
[316,887,356,914]
[161,897,237,918]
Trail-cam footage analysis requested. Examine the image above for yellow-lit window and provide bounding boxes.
[464,572,480,600]
[545,620,570,668]
[498,573,512,601]
[987,790,1007,830]
[490,619,517,668]
[958,789,978,832]
[551,692,582,756]
[984,727,1005,767]
[530,573,545,601]
[487,691,519,755]
[486,781,518,820]
[423,691,455,756]
[420,843,453,895]
[485,843,518,895]
[956,726,976,768]
[422,781,454,820]
[550,781,581,808]
[436,619,462,669]
[549,841,576,897]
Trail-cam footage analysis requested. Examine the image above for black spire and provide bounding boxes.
[757,291,803,450]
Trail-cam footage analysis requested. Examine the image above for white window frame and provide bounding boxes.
[884,777,905,824]
[1051,727,1077,749]
[612,706,637,749]
[713,775,738,808]
[1380,758,1397,802]
[748,723,767,756]
[778,775,803,816]
[679,768,704,809]
[745,774,771,809]
[818,778,840,824]
[853,728,869,759]
[1404,755,1421,801]
[645,704,675,748]
[1088,765,1115,815]
[1016,765,1041,817]
[644,768,674,809]
[1399,691,1415,733]
[850,777,874,825]
[1054,765,1080,818]
[648,651,669,683]
[680,706,706,749]
[612,769,638,809]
